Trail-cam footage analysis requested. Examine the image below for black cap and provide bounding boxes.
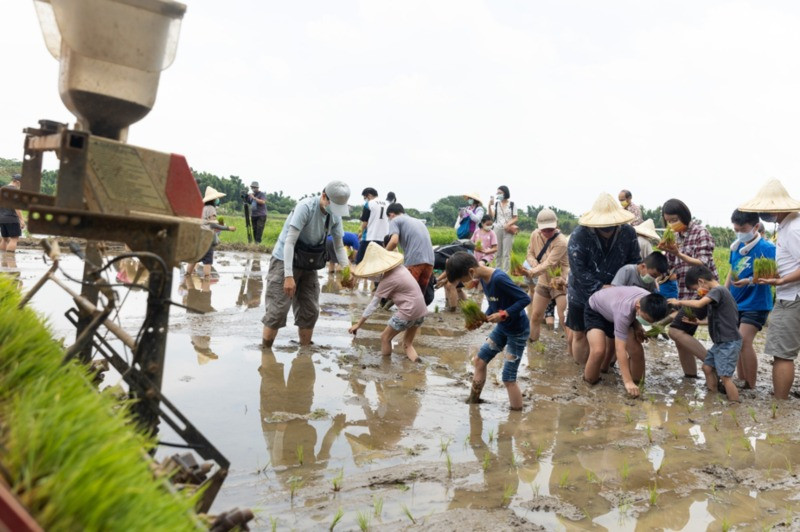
[11,174,21,181]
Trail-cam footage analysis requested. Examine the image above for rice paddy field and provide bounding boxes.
[4,243,799,531]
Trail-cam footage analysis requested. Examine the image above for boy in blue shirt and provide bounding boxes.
[726,209,776,389]
[446,251,531,410]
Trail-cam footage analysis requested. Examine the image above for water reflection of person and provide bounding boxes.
[259,348,344,484]
[449,406,522,510]
[344,360,425,460]
[181,276,218,365]
[236,258,263,309]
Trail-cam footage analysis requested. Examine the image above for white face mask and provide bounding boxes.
[496,194,505,201]
[641,273,654,284]
[736,231,756,244]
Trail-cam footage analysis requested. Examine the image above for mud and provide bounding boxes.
[5,249,800,530]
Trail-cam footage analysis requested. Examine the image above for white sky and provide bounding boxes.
[2,0,800,226]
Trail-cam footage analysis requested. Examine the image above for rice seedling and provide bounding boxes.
[270,516,278,532]
[648,482,659,506]
[766,433,786,446]
[624,409,633,423]
[725,440,733,457]
[397,483,410,492]
[711,417,720,432]
[729,409,740,427]
[296,444,304,465]
[741,437,753,452]
[440,437,451,453]
[402,504,416,524]
[620,459,630,482]
[289,476,304,500]
[559,471,570,489]
[722,517,731,532]
[463,435,471,449]
[340,265,355,288]
[373,495,384,519]
[356,510,371,531]
[645,424,653,443]
[644,324,666,338]
[475,239,483,251]
[332,469,343,492]
[748,407,758,423]
[683,306,696,320]
[658,226,676,249]
[586,469,600,484]
[534,442,545,461]
[638,376,646,395]
[510,254,525,276]
[771,402,778,419]
[502,484,516,505]
[482,451,491,471]
[434,304,440,313]
[445,452,453,477]
[488,428,495,443]
[531,483,541,497]
[547,265,562,278]
[329,508,344,531]
[0,279,198,531]
[670,426,679,440]
[460,300,488,331]
[753,257,778,281]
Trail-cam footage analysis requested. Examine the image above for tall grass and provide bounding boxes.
[0,278,198,530]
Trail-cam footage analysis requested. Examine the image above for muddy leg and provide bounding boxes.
[721,376,739,402]
[469,357,488,403]
[670,328,706,377]
[298,328,314,346]
[702,364,717,393]
[627,336,645,384]
[773,358,795,400]
[504,382,523,410]
[583,329,607,384]
[380,326,402,355]
[572,331,589,365]
[202,263,212,278]
[600,337,615,372]
[555,296,566,334]
[185,262,197,276]
[262,326,279,347]
[528,292,549,342]
[0,238,7,252]
[738,323,759,389]
[402,326,420,362]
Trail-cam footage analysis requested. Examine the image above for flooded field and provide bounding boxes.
[6,248,800,531]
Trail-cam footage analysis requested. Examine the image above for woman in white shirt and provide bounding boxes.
[488,185,518,272]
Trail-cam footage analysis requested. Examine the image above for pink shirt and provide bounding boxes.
[370,266,428,321]
[471,228,498,264]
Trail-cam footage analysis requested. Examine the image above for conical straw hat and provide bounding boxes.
[738,179,800,213]
[579,193,635,227]
[634,218,659,241]
[464,192,483,205]
[352,242,404,277]
[202,186,226,203]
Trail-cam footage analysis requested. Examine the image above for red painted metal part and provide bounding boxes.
[0,482,42,532]
[165,154,203,218]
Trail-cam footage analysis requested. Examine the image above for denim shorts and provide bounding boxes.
[477,324,530,382]
[738,310,770,331]
[704,339,742,377]
[388,314,425,331]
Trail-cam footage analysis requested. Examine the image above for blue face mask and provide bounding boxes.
[496,194,504,201]
[467,199,474,205]
[214,199,220,206]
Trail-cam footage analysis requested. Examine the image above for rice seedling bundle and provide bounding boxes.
[658,227,676,249]
[753,257,778,281]
[644,324,666,338]
[340,265,355,288]
[683,306,695,320]
[510,255,525,277]
[474,240,483,252]
[460,300,487,331]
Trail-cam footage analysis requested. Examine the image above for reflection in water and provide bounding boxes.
[180,276,218,364]
[259,349,344,489]
[236,258,263,309]
[114,256,150,287]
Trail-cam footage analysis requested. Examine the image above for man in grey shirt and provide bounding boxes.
[385,203,435,294]
[262,181,351,347]
[247,181,268,244]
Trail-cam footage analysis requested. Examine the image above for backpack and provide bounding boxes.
[456,216,471,239]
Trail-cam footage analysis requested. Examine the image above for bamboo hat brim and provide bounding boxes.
[202,186,226,203]
[738,179,800,213]
[352,242,404,277]
[464,192,483,205]
[634,218,659,241]
[578,193,635,227]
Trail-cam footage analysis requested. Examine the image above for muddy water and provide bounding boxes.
[6,249,800,531]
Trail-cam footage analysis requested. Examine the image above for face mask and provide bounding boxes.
[467,199,474,205]
[696,287,709,297]
[324,203,331,214]
[483,224,492,230]
[214,199,220,206]
[620,200,630,208]
[736,231,756,244]
[760,213,778,223]
[496,194,504,201]
[640,273,654,284]
[669,221,687,233]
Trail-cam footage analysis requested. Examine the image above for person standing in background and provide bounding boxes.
[0,174,25,254]
[489,185,518,272]
[618,189,644,226]
[355,187,389,264]
[457,192,485,240]
[248,181,268,244]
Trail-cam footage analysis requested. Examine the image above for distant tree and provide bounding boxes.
[265,190,296,214]
[708,226,735,248]
[641,205,663,228]
[429,195,464,227]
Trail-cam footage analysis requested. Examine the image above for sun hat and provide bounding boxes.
[464,192,482,205]
[738,179,800,213]
[536,208,558,229]
[11,173,21,182]
[352,242,404,277]
[251,181,260,188]
[202,186,226,203]
[578,193,635,227]
[634,218,659,241]
[324,180,351,217]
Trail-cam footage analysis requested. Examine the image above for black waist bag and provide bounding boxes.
[293,214,330,271]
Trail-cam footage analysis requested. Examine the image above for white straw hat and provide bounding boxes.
[634,219,659,241]
[578,193,635,227]
[352,242,404,277]
[464,192,483,205]
[202,186,226,203]
[738,179,800,213]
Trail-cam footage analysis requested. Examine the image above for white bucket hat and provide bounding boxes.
[579,193,635,227]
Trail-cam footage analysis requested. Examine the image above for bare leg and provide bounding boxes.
[565,327,574,358]
[773,358,795,400]
[572,330,589,365]
[469,357,488,403]
[702,364,718,392]
[555,296,566,333]
[262,326,279,347]
[0,238,7,251]
[401,326,420,362]
[669,328,706,377]
[4,237,17,253]
[528,292,550,342]
[445,282,459,310]
[185,262,197,276]
[505,382,523,410]
[738,323,759,389]
[380,326,402,355]
[627,336,645,383]
[202,264,212,278]
[298,327,314,346]
[583,329,607,383]
[721,376,739,402]
[600,337,615,372]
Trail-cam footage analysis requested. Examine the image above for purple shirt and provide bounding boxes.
[588,286,650,340]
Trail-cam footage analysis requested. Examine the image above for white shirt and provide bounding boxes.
[776,212,800,301]
[365,199,390,241]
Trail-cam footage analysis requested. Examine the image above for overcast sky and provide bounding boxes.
[2,0,800,226]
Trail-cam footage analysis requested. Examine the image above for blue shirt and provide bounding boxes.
[729,237,776,312]
[481,269,531,335]
[327,231,360,250]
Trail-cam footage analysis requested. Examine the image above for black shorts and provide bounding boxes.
[584,307,615,338]
[0,223,21,238]
[565,301,585,331]
[670,303,709,335]
[200,246,214,266]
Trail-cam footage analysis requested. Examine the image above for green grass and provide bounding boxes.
[0,278,198,530]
